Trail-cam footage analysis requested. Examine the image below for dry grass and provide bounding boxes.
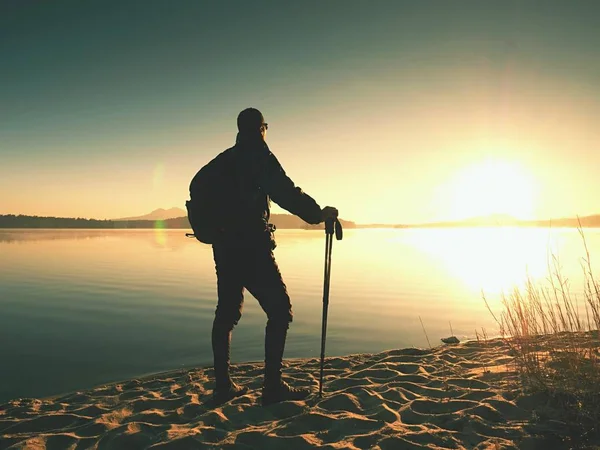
[483,222,600,445]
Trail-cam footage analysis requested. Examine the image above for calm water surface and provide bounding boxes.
[1,227,599,402]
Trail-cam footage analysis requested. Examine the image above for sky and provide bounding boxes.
[1,0,599,225]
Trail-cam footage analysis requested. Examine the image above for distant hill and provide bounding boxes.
[0,214,183,229]
[3,211,600,230]
[271,214,355,230]
[0,213,356,230]
[115,207,186,221]
[381,214,600,229]
[115,208,357,229]
[148,213,356,230]
[520,215,600,228]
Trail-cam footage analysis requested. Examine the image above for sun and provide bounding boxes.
[449,159,536,220]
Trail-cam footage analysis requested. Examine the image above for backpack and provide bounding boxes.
[186,150,236,244]
[186,141,274,244]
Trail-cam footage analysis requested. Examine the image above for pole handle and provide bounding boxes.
[325,218,343,241]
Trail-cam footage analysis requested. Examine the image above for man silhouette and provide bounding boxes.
[208,108,338,405]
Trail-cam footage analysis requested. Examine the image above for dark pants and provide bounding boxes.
[211,240,293,389]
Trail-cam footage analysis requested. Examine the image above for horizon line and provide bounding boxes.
[1,212,600,228]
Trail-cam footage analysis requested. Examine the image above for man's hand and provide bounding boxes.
[321,206,338,223]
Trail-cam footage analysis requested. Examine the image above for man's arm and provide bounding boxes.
[262,153,324,225]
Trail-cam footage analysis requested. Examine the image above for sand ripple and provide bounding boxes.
[0,339,566,449]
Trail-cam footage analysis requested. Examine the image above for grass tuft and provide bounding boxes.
[483,221,600,445]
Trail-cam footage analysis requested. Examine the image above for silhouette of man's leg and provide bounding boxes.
[212,244,245,391]
[244,247,292,387]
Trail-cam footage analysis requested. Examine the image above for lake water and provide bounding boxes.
[1,227,599,403]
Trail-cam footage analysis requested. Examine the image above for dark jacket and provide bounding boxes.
[197,133,322,245]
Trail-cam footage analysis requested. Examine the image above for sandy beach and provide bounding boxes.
[0,338,574,449]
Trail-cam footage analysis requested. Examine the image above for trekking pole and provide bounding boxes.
[319,218,343,398]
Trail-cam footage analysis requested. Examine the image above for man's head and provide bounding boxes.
[237,108,268,140]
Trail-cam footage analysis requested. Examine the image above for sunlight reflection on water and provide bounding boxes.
[401,227,558,294]
[1,227,599,401]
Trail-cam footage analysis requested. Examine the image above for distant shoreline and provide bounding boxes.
[0,214,356,230]
[2,214,600,229]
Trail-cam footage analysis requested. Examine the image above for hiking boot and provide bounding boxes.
[261,379,311,406]
[212,382,249,405]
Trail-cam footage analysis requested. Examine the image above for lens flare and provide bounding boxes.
[154,220,167,246]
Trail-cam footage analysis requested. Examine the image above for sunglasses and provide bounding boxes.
[261,123,269,130]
